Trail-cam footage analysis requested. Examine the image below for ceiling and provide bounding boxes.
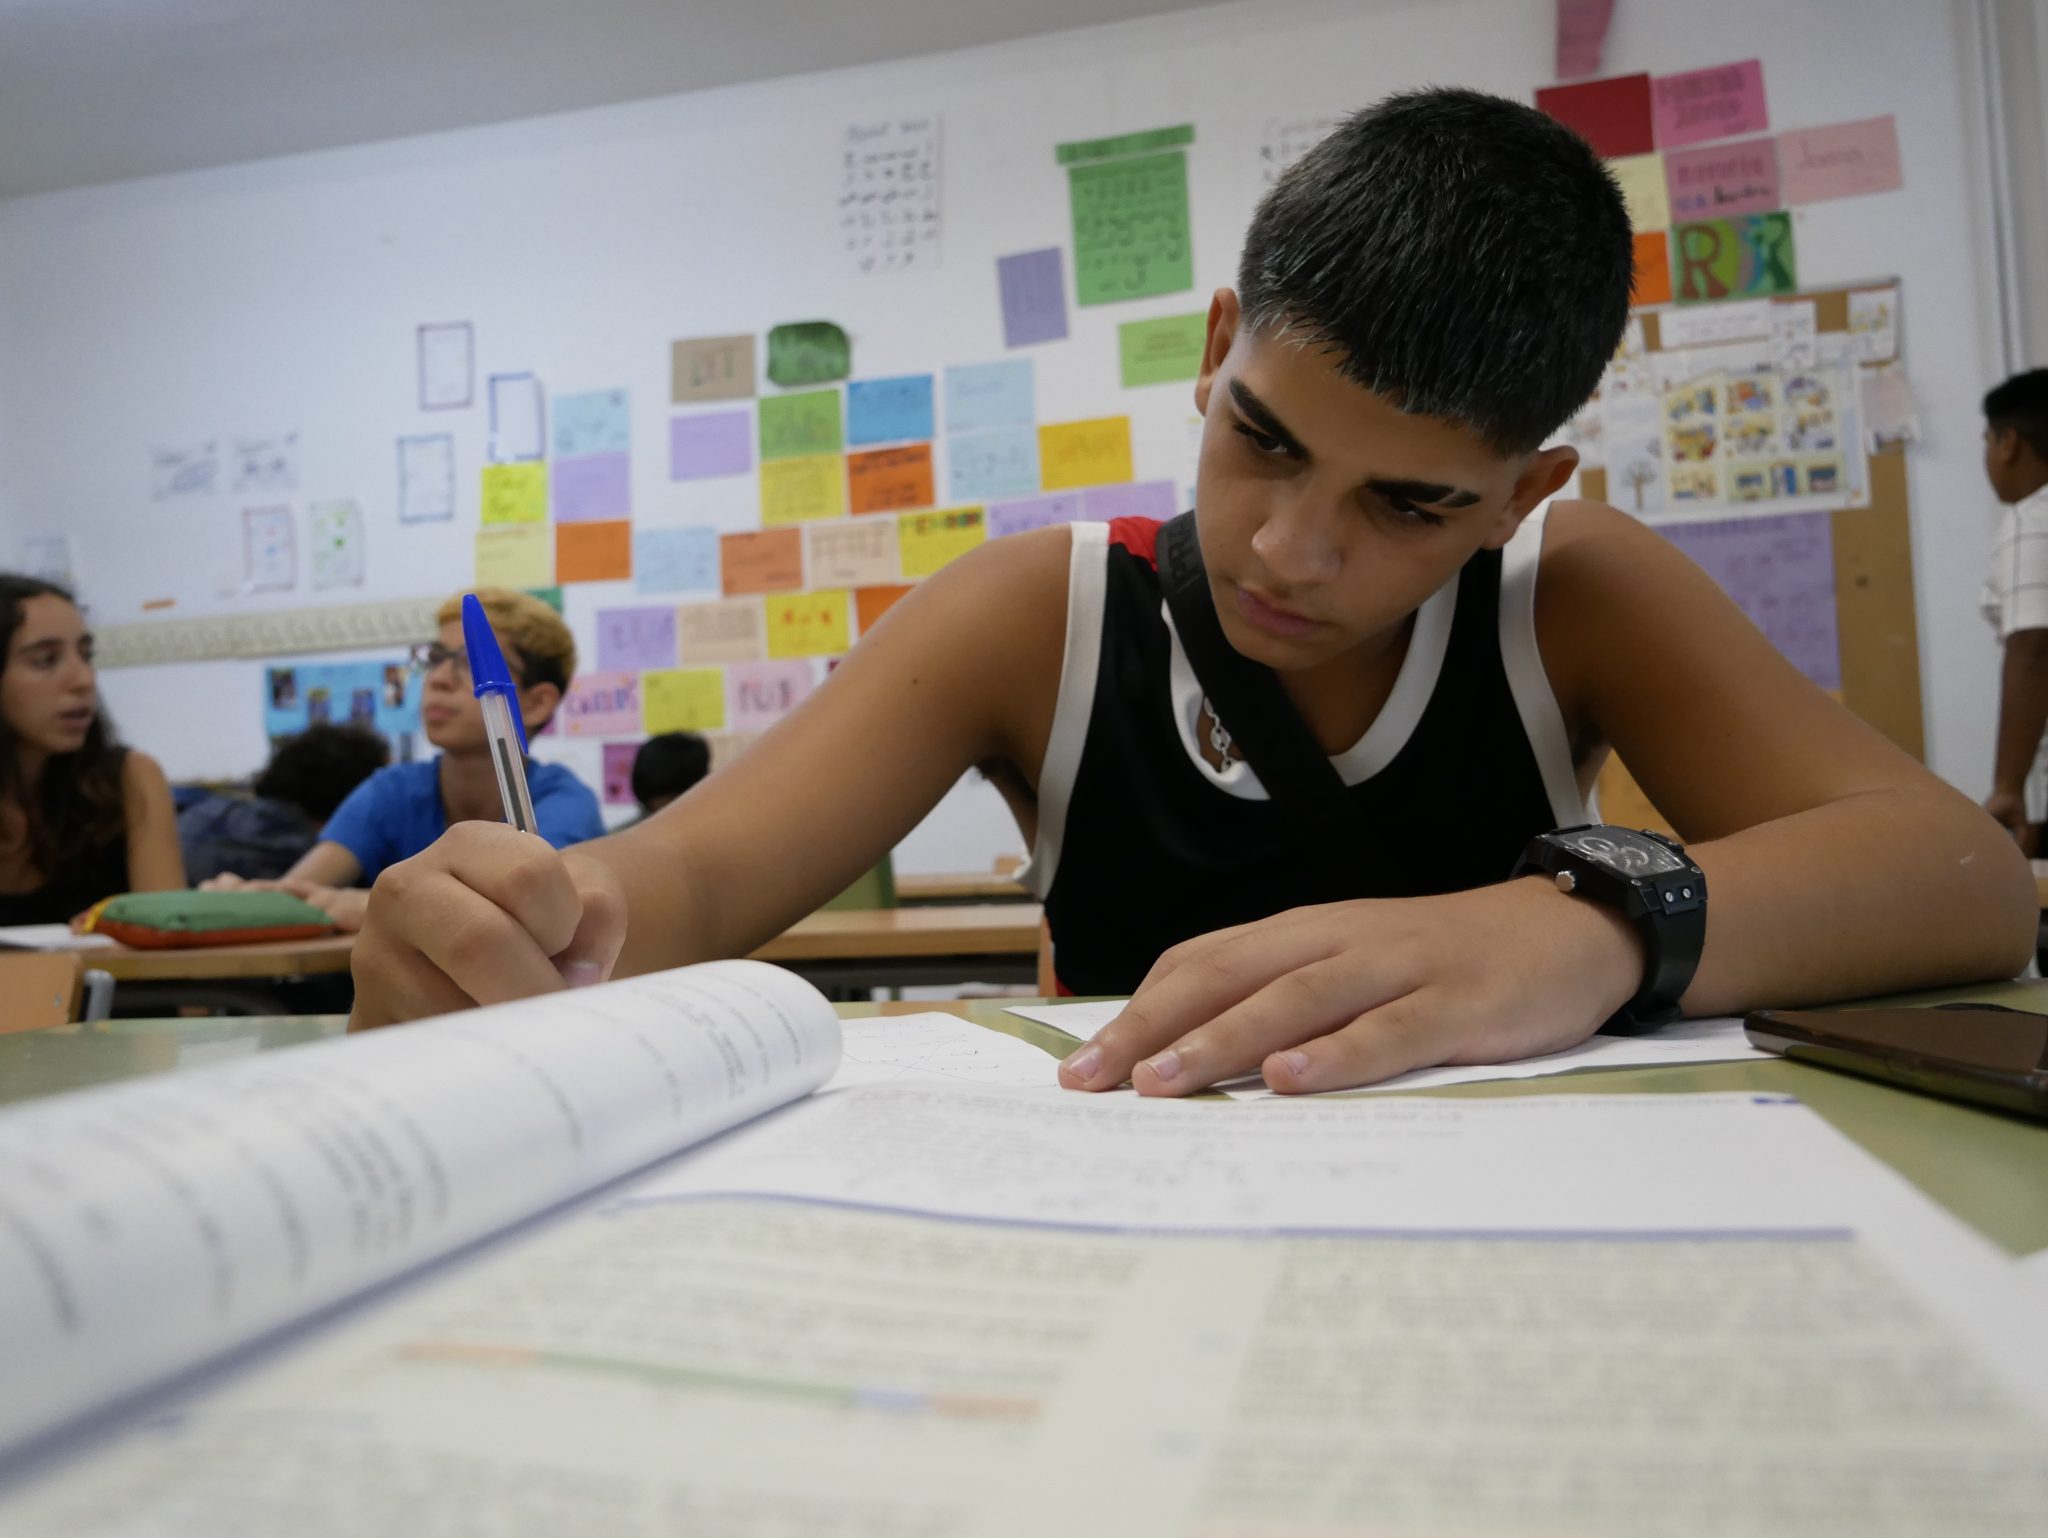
[0,0,1214,200]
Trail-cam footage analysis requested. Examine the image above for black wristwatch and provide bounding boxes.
[1511,825,1706,1035]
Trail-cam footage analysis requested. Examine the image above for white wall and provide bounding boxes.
[0,0,2015,869]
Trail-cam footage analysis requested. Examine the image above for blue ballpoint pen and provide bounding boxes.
[461,594,540,836]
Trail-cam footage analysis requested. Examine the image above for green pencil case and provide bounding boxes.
[80,890,338,949]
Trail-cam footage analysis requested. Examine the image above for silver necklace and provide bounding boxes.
[1201,696,1238,772]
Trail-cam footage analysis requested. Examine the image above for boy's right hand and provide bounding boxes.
[347,823,628,1029]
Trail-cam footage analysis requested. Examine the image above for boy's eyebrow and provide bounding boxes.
[1228,379,1483,508]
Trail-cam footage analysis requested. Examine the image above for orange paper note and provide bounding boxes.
[720,528,804,596]
[855,585,913,636]
[1631,231,1672,307]
[556,520,632,584]
[848,443,935,515]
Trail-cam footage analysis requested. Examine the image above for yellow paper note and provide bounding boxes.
[480,462,548,525]
[642,667,727,732]
[760,454,847,525]
[1038,418,1133,491]
[474,525,553,588]
[765,590,851,659]
[897,507,987,578]
[1608,153,1670,232]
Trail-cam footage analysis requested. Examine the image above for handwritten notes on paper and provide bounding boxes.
[1039,417,1134,491]
[1066,148,1194,306]
[596,607,678,672]
[678,599,766,664]
[727,660,814,733]
[417,321,474,411]
[898,508,986,577]
[560,673,642,738]
[848,444,934,515]
[761,454,848,525]
[308,501,366,591]
[669,409,753,480]
[1780,117,1902,205]
[552,391,630,458]
[242,507,295,592]
[807,519,901,588]
[947,428,1039,502]
[1662,514,1838,688]
[766,322,851,388]
[847,375,935,446]
[488,373,545,462]
[474,526,552,589]
[1651,60,1768,150]
[557,521,631,584]
[1082,481,1176,521]
[1664,138,1780,222]
[231,434,299,496]
[987,493,1082,538]
[152,442,219,501]
[634,527,720,595]
[643,668,726,733]
[720,529,803,596]
[1118,313,1207,388]
[552,453,630,523]
[1259,115,1341,184]
[1671,214,1795,304]
[840,115,941,274]
[481,462,547,525]
[944,361,1034,434]
[759,390,844,461]
[397,434,455,524]
[997,248,1068,347]
[671,335,756,403]
[766,591,851,659]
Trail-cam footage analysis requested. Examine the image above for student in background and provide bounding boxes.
[205,589,601,929]
[631,732,712,819]
[0,575,183,922]
[178,724,391,883]
[1979,368,2048,852]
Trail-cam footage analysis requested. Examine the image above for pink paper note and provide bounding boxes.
[726,660,814,732]
[559,671,643,738]
[1652,60,1767,150]
[1779,116,1902,205]
[1664,137,1780,222]
[1555,0,1615,79]
[602,742,640,806]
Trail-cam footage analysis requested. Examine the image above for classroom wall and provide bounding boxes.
[0,0,2013,869]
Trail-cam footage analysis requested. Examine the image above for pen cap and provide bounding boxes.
[461,592,529,753]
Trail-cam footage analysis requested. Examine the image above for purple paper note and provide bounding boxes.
[726,660,815,733]
[988,493,1083,538]
[1652,60,1767,150]
[1661,513,1840,689]
[1081,481,1178,522]
[669,409,753,480]
[596,606,678,672]
[1664,137,1780,222]
[552,451,630,522]
[998,248,1069,349]
[1779,116,1902,206]
[602,742,641,806]
[559,671,643,738]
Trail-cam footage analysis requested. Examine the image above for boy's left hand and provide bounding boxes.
[1057,878,1648,1096]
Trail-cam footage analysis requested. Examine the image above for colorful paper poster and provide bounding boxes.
[1848,287,1899,363]
[1259,115,1342,185]
[559,672,643,738]
[766,322,851,388]
[1662,372,1723,506]
[944,360,1035,434]
[1535,74,1653,158]
[726,660,815,733]
[552,451,630,523]
[1651,60,1768,150]
[1721,369,1781,458]
[1068,150,1194,306]
[1608,153,1669,231]
[855,585,912,635]
[474,525,553,589]
[759,390,844,462]
[678,597,766,663]
[998,248,1069,347]
[481,462,547,525]
[552,390,630,458]
[987,493,1083,538]
[1660,513,1839,688]
[840,115,941,275]
[1082,481,1177,521]
[947,428,1040,502]
[720,529,804,596]
[601,742,640,807]
[1039,417,1134,491]
[1671,214,1795,304]
[898,508,987,577]
[488,372,545,463]
[1770,300,1819,371]
[634,526,721,595]
[264,660,416,743]
[231,434,299,496]
[642,667,727,733]
[308,500,365,591]
[1556,0,1616,78]
[1780,368,1847,455]
[848,444,934,515]
[847,375,935,446]
[151,442,219,501]
[242,506,295,592]
[397,433,456,524]
[556,520,632,584]
[527,586,564,613]
[760,454,848,525]
[1658,298,1775,347]
[1601,395,1666,516]
[807,518,901,588]
[1663,138,1780,222]
[1118,313,1208,388]
[765,590,852,660]
[1056,124,1195,164]
[668,409,752,480]
[1630,232,1672,307]
[417,321,473,411]
[672,335,756,402]
[1779,116,1902,205]
[596,606,678,672]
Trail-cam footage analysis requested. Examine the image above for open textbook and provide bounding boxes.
[4,972,2048,1535]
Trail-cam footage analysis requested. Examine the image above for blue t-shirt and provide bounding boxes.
[321,758,605,883]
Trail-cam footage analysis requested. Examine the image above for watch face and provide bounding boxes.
[1556,828,1686,877]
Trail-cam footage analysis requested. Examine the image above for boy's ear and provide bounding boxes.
[1989,425,2023,468]
[519,681,562,734]
[1192,289,1241,415]
[1479,445,1579,551]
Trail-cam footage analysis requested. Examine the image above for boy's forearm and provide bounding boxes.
[565,823,724,977]
[1993,634,2048,793]
[1680,787,2035,1015]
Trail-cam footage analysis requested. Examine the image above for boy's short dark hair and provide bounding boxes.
[1985,369,2048,459]
[1236,87,1634,456]
[255,723,391,822]
[632,732,712,811]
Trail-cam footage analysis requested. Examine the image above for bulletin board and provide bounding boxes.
[1582,281,1921,833]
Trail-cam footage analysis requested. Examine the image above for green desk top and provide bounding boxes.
[6,983,2045,1257]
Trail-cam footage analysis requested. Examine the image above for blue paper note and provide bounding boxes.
[553,389,631,458]
[847,375,936,447]
[635,526,721,595]
[948,427,1041,502]
[998,248,1069,348]
[944,360,1035,435]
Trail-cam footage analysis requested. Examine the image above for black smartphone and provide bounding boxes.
[1744,1004,2048,1121]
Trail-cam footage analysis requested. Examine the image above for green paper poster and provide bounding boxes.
[526,586,564,614]
[1069,150,1194,306]
[1671,213,1796,304]
[766,321,851,387]
[759,389,845,461]
[1118,312,1208,387]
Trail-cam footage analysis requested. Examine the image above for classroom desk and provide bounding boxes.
[3,979,2043,1258]
[893,871,1032,904]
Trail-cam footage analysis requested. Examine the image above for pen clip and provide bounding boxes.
[461,593,530,754]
